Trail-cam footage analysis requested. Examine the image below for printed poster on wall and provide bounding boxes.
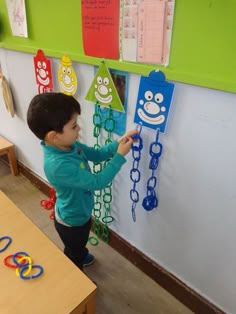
[81,0,120,59]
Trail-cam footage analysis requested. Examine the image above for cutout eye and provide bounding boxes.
[103,77,109,85]
[37,61,42,68]
[67,68,72,75]
[97,76,102,84]
[62,66,66,74]
[42,62,47,69]
[155,93,164,103]
[144,91,153,101]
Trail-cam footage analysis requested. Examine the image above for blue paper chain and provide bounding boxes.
[142,129,162,211]
[130,123,143,222]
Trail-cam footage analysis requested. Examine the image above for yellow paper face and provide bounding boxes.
[58,54,77,96]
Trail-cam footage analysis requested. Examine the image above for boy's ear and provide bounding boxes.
[46,130,57,142]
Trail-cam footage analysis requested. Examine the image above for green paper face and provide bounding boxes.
[85,62,125,112]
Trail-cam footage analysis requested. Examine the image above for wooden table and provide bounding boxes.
[0,191,96,314]
[0,136,18,176]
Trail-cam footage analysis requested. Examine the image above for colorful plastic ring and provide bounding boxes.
[12,251,29,267]
[19,264,44,280]
[15,256,32,277]
[3,253,27,268]
[0,236,12,252]
[102,215,114,224]
[88,235,99,246]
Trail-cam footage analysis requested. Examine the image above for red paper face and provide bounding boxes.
[33,50,53,93]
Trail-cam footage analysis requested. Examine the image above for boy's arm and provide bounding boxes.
[54,153,126,191]
[78,129,138,162]
[78,141,118,162]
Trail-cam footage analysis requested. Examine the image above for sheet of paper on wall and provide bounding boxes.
[81,0,120,59]
[162,0,175,66]
[5,0,28,37]
[137,0,166,64]
[121,0,175,66]
[121,0,140,62]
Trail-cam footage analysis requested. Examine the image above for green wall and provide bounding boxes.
[0,0,235,93]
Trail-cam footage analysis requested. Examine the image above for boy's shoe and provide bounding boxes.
[83,253,95,267]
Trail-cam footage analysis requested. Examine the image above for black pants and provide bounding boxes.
[54,218,92,270]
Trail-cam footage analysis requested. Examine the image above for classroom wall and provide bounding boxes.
[1,48,236,313]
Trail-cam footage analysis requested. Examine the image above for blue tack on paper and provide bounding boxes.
[134,70,174,133]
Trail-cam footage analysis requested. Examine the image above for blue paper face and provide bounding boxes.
[134,70,174,133]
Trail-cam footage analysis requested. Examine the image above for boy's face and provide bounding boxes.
[55,113,80,149]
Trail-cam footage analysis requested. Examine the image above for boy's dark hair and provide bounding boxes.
[27,92,81,140]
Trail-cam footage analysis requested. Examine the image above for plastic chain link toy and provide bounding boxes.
[130,69,175,221]
[0,236,12,252]
[40,188,56,220]
[1,236,44,280]
[4,252,27,268]
[85,60,125,243]
[130,123,143,222]
[101,106,115,243]
[142,129,162,211]
[89,103,103,246]
[9,251,43,280]
[89,104,116,245]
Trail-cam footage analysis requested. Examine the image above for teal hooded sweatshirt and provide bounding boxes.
[41,140,126,226]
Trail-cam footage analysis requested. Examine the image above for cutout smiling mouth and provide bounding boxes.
[60,82,75,92]
[138,109,165,125]
[37,75,49,86]
[95,91,112,104]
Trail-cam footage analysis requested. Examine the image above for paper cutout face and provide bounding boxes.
[57,55,77,96]
[33,50,53,94]
[99,70,128,135]
[85,61,124,112]
[134,70,174,133]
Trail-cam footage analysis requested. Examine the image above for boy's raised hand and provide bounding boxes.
[117,136,133,156]
[117,129,138,144]
[117,129,138,156]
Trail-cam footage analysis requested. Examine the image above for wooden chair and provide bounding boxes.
[0,136,18,175]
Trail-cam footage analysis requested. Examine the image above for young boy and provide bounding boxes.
[27,92,137,270]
